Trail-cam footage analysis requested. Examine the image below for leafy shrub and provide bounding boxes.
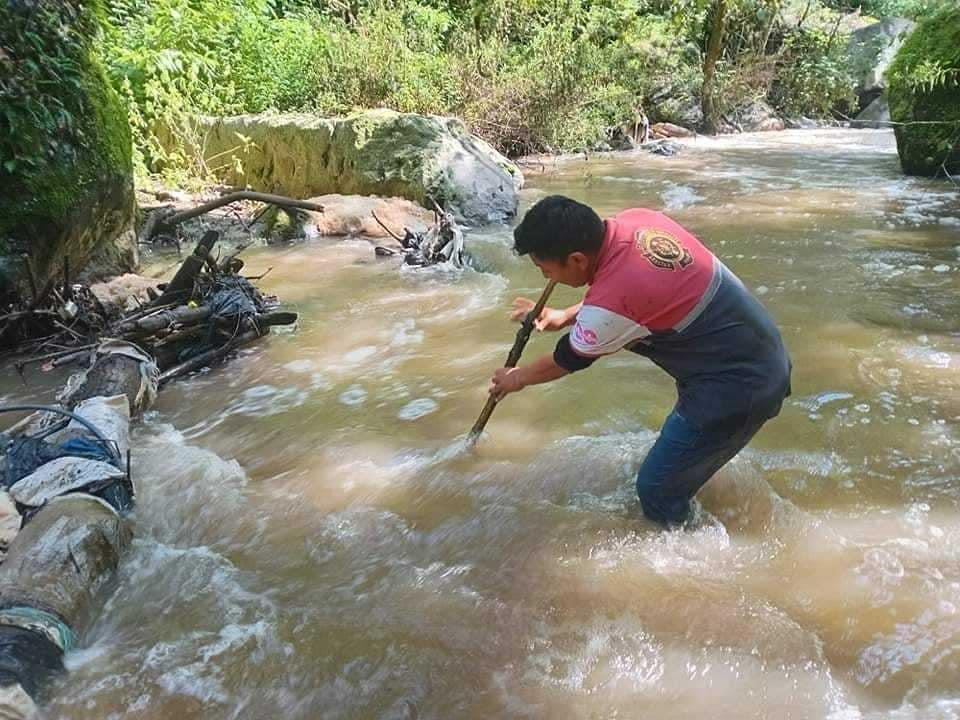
[886,2,960,175]
[316,2,462,116]
[102,0,331,181]
[770,26,857,117]
[93,0,898,177]
[1,0,131,243]
[2,1,103,181]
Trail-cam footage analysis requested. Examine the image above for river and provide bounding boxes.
[2,128,959,718]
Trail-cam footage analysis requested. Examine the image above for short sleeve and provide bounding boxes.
[554,334,597,373]
[569,305,650,357]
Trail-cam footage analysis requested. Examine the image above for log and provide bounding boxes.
[254,310,297,328]
[116,306,294,339]
[152,231,219,306]
[60,354,145,411]
[139,191,325,244]
[0,496,130,629]
[0,345,146,714]
[159,191,324,231]
[113,305,211,336]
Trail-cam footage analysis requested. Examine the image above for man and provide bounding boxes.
[489,195,792,526]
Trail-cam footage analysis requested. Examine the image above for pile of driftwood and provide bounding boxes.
[0,257,108,356]
[0,230,297,718]
[111,230,296,386]
[372,199,466,268]
[0,190,316,358]
[3,231,296,385]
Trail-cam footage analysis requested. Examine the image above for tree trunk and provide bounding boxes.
[702,0,729,135]
[0,347,147,715]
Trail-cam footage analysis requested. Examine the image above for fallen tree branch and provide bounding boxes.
[371,210,404,242]
[114,305,212,336]
[13,344,96,374]
[149,191,324,241]
[157,328,263,387]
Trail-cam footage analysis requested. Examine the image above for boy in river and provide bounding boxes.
[488,195,792,526]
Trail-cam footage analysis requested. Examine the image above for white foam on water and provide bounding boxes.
[661,182,704,210]
[343,345,378,363]
[337,384,367,406]
[35,126,960,720]
[388,318,424,347]
[597,175,654,184]
[176,378,313,437]
[397,398,438,421]
[282,359,315,373]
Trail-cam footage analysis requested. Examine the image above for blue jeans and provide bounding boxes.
[636,403,778,526]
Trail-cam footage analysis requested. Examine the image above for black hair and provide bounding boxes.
[513,195,605,261]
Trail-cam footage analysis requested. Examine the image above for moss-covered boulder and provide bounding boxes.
[0,0,137,298]
[198,110,523,225]
[886,6,960,177]
[848,17,916,110]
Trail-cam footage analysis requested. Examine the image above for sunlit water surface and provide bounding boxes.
[2,129,959,719]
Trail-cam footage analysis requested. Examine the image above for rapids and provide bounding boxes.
[2,128,958,719]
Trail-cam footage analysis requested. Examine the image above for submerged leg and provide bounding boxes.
[635,408,767,526]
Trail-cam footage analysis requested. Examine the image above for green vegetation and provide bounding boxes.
[70,0,946,182]
[822,0,944,17]
[886,3,960,176]
[0,0,133,272]
[5,0,953,187]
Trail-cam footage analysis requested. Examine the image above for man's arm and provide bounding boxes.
[556,302,583,329]
[489,353,569,400]
[511,299,582,331]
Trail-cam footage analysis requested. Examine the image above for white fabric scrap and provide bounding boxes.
[9,457,125,508]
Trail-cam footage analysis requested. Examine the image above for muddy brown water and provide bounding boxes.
[2,129,959,719]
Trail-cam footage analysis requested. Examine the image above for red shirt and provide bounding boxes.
[570,209,721,358]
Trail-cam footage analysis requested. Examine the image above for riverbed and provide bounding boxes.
[3,128,959,718]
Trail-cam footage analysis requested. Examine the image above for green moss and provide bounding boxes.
[886,5,960,176]
[0,0,134,280]
[334,110,444,202]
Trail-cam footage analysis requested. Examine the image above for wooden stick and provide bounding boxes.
[466,279,558,448]
[62,256,72,301]
[245,267,273,281]
[46,348,91,370]
[371,210,404,242]
[52,319,84,342]
[152,230,219,306]
[14,344,95,372]
[118,302,178,326]
[22,257,37,301]
[160,191,324,231]
[0,309,59,324]
[157,329,263,386]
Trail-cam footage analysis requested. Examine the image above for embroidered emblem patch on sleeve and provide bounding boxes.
[637,229,694,271]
